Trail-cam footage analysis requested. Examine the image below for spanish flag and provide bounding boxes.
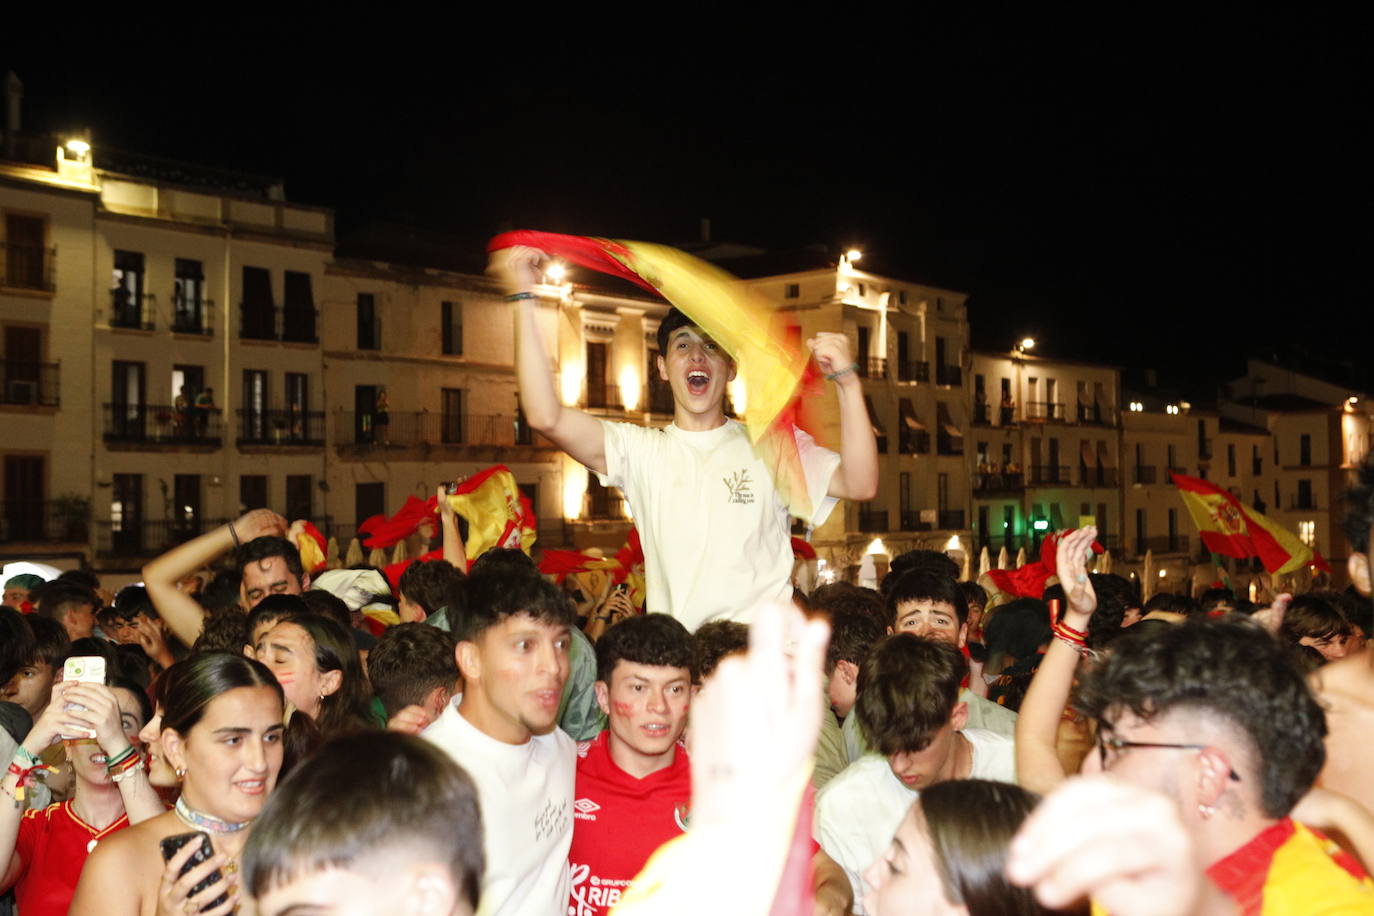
[446,464,537,561]
[1171,473,1328,576]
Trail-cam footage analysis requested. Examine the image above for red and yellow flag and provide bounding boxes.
[446,464,537,560]
[488,230,818,518]
[1171,473,1328,576]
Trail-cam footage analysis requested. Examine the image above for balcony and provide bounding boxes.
[585,494,627,521]
[1133,465,1158,485]
[896,361,930,383]
[1025,401,1066,421]
[1133,535,1191,556]
[899,430,931,455]
[1029,465,1072,486]
[1,500,90,543]
[1078,466,1120,487]
[999,406,1018,425]
[858,357,888,380]
[335,411,548,450]
[172,299,215,336]
[0,242,56,292]
[586,379,614,409]
[936,365,962,386]
[858,508,889,532]
[238,409,325,446]
[102,404,223,447]
[899,510,933,532]
[973,471,1025,495]
[973,403,991,425]
[1077,403,1118,426]
[109,291,156,330]
[95,517,229,557]
[1,361,60,407]
[938,509,965,530]
[282,307,318,344]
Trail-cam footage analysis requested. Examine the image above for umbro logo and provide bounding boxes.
[573,798,600,815]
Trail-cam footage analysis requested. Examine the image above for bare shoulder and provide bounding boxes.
[1311,655,1374,708]
[73,810,180,914]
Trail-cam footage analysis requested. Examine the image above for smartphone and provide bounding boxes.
[60,656,106,739]
[443,480,460,495]
[159,831,229,912]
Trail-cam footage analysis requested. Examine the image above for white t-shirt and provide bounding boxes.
[599,418,840,630]
[814,728,1016,914]
[840,689,1018,764]
[422,696,576,916]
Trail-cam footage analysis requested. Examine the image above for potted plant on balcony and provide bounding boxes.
[52,493,91,542]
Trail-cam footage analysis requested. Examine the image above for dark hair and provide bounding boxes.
[162,652,284,737]
[885,570,969,629]
[56,568,101,591]
[299,589,351,631]
[1086,574,1136,650]
[248,594,308,644]
[112,584,157,620]
[467,547,539,580]
[368,623,459,718]
[1341,452,1374,554]
[824,609,886,674]
[108,674,153,728]
[1141,592,1202,619]
[399,559,465,617]
[235,536,306,589]
[1280,594,1349,643]
[983,598,1051,664]
[200,568,245,614]
[1199,587,1236,615]
[278,613,377,738]
[811,583,887,630]
[958,581,989,611]
[0,607,34,685]
[243,732,484,908]
[655,307,696,356]
[885,550,960,596]
[693,620,750,683]
[26,615,70,668]
[192,608,252,655]
[595,614,695,683]
[36,582,97,622]
[1337,586,1373,637]
[855,635,966,756]
[919,780,1060,915]
[1075,618,1326,818]
[459,562,573,643]
[113,643,152,690]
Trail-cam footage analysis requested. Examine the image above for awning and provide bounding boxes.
[937,402,962,439]
[1080,440,1097,467]
[1076,381,1091,405]
[1098,441,1116,468]
[900,398,925,431]
[865,395,886,437]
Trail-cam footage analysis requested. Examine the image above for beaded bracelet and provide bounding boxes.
[824,362,859,381]
[504,292,536,302]
[105,745,138,772]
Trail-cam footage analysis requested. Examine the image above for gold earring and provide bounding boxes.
[175,766,187,779]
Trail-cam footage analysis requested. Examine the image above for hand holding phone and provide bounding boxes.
[159,831,230,914]
[60,656,106,740]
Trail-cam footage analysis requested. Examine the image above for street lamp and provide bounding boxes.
[846,248,863,263]
[1013,337,1036,356]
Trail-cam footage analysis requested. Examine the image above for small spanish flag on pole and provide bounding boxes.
[1171,473,1329,575]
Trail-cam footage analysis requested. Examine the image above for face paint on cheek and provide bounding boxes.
[612,702,635,718]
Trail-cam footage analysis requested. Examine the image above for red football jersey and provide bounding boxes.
[15,800,130,916]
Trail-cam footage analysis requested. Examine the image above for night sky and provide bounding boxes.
[5,13,1365,389]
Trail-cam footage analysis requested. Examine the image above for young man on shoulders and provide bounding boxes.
[815,634,1016,913]
[495,246,877,630]
[569,614,695,916]
[422,562,576,916]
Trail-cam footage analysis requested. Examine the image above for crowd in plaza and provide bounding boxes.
[2,245,1374,915]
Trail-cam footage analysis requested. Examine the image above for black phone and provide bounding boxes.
[159,831,229,912]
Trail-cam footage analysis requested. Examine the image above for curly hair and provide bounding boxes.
[399,559,465,617]
[1075,618,1326,818]
[810,582,887,630]
[368,623,459,717]
[692,620,749,684]
[460,557,572,643]
[594,613,695,683]
[855,634,966,756]
[824,609,886,674]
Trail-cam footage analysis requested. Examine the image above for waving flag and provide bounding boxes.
[447,465,537,560]
[489,230,819,518]
[1172,473,1328,575]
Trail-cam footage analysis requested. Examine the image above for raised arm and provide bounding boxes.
[809,333,878,501]
[492,246,608,476]
[1016,525,1097,794]
[437,486,467,572]
[142,508,286,646]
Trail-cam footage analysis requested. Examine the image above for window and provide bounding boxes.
[110,473,143,554]
[3,213,48,290]
[899,290,907,305]
[357,293,379,350]
[243,370,268,441]
[1252,445,1262,476]
[240,476,269,513]
[355,482,385,529]
[441,388,463,443]
[173,475,202,538]
[286,475,313,522]
[1297,479,1314,509]
[111,251,146,328]
[1298,520,1315,546]
[283,271,316,343]
[441,301,463,355]
[354,385,381,444]
[1135,508,1146,553]
[1300,434,1312,466]
[858,282,866,296]
[286,373,310,442]
[2,455,45,541]
[784,283,799,299]
[241,266,275,339]
[1167,444,1178,473]
[173,259,207,333]
[1227,444,1236,477]
[586,342,609,408]
[111,360,146,439]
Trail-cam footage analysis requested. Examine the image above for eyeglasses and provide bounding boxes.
[1096,733,1241,781]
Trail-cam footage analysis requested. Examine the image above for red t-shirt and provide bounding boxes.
[568,730,692,916]
[15,800,130,916]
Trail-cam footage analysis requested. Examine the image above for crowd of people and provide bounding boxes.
[2,250,1374,915]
